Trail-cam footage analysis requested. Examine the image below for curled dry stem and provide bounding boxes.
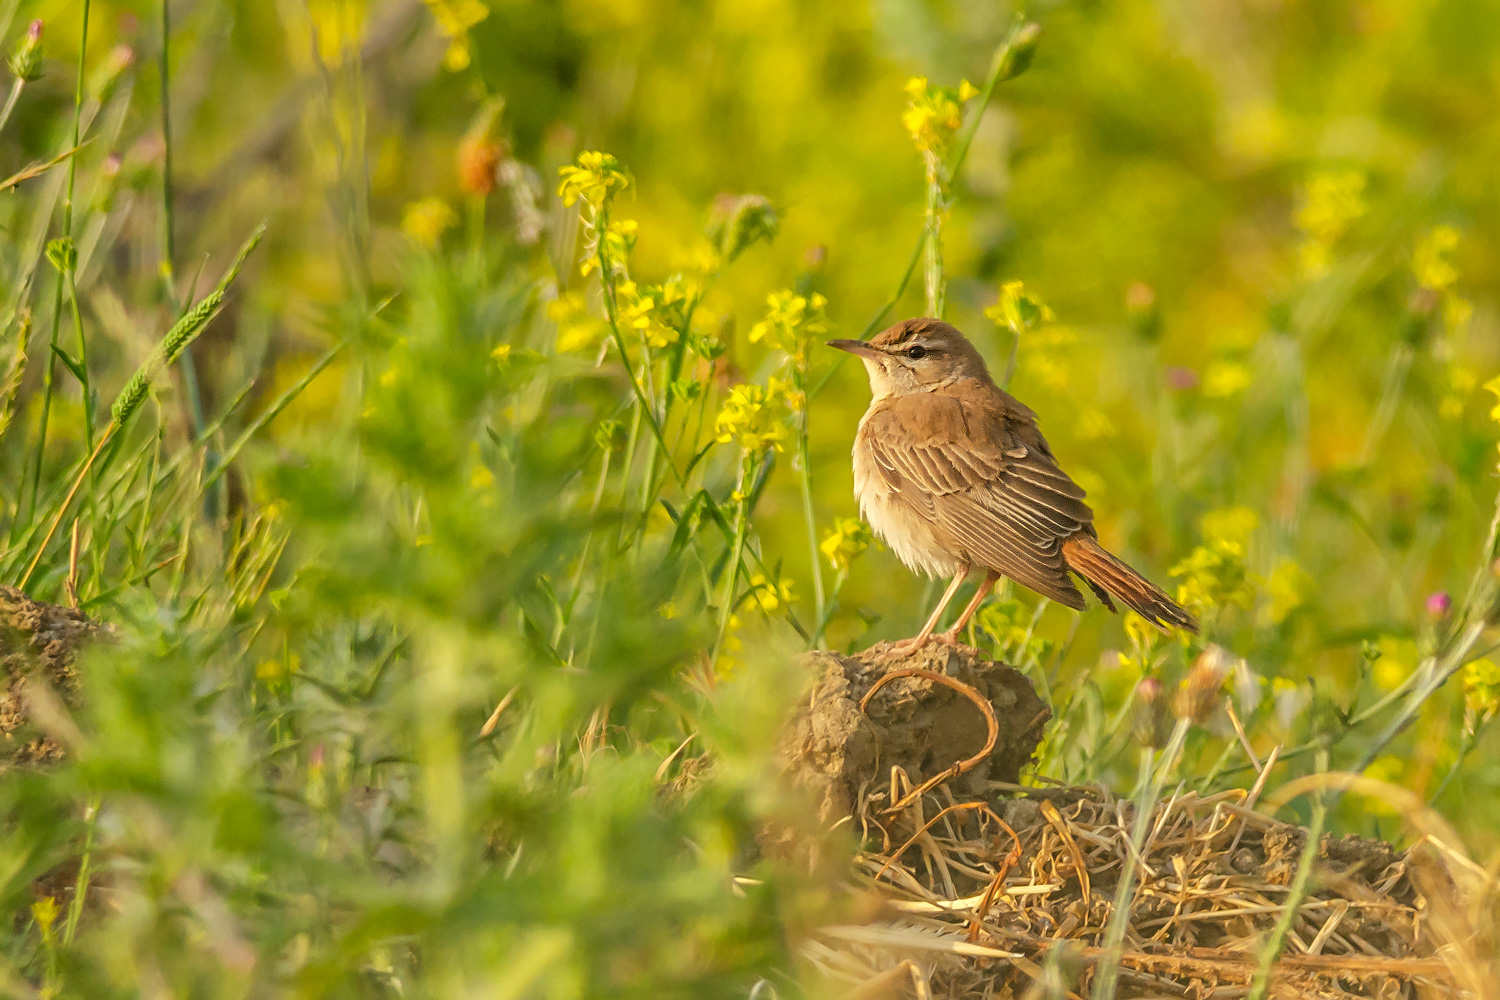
[859,667,999,814]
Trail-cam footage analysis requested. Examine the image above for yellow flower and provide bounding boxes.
[548,291,607,354]
[1484,374,1500,423]
[985,280,1054,335]
[1443,295,1472,331]
[902,76,977,158]
[748,289,828,365]
[1463,657,1500,723]
[256,654,300,683]
[401,197,457,248]
[31,896,58,944]
[1261,557,1309,626]
[557,150,633,210]
[975,597,1053,664]
[422,0,489,71]
[1371,637,1414,691]
[1200,506,1258,548]
[748,573,795,613]
[1412,225,1460,293]
[1296,169,1366,242]
[580,217,638,276]
[613,277,691,350]
[714,378,792,452]
[1171,520,1256,616]
[1295,169,1365,277]
[1202,360,1252,398]
[819,517,873,572]
[1124,612,1161,655]
[1361,756,1404,816]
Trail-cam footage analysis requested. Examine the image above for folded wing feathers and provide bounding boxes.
[866,400,1190,629]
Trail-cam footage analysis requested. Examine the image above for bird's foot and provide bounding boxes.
[886,629,976,656]
[886,634,936,656]
[932,627,987,651]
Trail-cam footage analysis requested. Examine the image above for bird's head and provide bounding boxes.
[827,318,992,399]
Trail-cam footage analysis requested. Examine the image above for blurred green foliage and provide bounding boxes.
[1,0,1500,992]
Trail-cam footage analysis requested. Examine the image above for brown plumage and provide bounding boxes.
[829,317,1197,647]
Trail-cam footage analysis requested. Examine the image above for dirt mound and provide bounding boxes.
[781,641,1481,998]
[0,587,103,766]
[780,641,1049,826]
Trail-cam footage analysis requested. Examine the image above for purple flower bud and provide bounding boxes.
[9,19,44,81]
[1426,591,1452,618]
[1136,677,1163,704]
[1165,366,1199,391]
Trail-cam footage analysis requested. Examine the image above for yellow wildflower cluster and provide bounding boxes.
[1170,507,1259,616]
[1463,657,1500,728]
[1017,326,1077,393]
[1202,358,1253,398]
[581,217,637,277]
[1295,169,1365,277]
[1409,226,1476,421]
[975,597,1052,666]
[819,517,873,573]
[902,76,979,159]
[714,377,797,452]
[616,276,696,350]
[748,573,796,614]
[548,290,608,355]
[748,289,828,366]
[1113,612,1166,678]
[401,197,457,249]
[422,0,489,71]
[1440,365,1477,421]
[1361,756,1404,816]
[557,150,633,211]
[1413,225,1460,292]
[1260,557,1309,626]
[985,280,1054,336]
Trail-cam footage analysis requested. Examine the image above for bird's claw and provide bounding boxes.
[887,630,973,656]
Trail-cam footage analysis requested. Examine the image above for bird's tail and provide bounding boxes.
[1062,535,1198,634]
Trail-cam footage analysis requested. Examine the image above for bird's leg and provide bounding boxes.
[936,570,1001,647]
[890,566,969,653]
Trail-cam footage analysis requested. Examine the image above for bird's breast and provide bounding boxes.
[851,418,962,580]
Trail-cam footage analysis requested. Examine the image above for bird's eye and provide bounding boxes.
[907,345,927,360]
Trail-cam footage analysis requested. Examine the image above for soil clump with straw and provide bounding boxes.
[783,642,1472,998]
[0,586,103,766]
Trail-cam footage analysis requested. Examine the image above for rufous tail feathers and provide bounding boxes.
[1062,535,1198,634]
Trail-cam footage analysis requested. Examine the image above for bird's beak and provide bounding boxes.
[826,338,881,359]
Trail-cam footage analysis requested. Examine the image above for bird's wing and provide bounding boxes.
[862,389,1093,609]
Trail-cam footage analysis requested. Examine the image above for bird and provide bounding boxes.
[828,317,1197,650]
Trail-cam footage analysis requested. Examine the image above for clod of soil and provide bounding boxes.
[780,640,1049,826]
[780,641,1480,998]
[0,587,103,766]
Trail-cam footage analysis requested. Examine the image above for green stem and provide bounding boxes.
[0,77,23,136]
[1091,717,1190,1000]
[62,798,99,945]
[160,0,209,455]
[794,368,825,642]
[808,23,1037,401]
[711,457,753,666]
[1429,724,1483,805]
[63,266,92,452]
[922,157,945,319]
[1246,754,1329,1000]
[28,0,91,525]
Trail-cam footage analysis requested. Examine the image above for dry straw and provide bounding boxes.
[807,670,1498,1000]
